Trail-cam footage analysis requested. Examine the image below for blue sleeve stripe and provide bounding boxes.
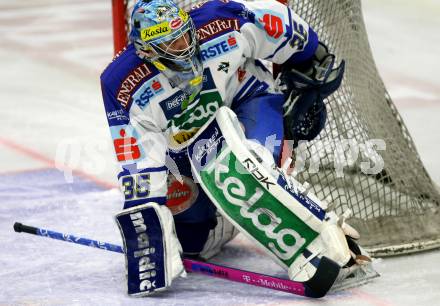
[238,79,262,102]
[233,76,257,104]
[232,80,269,109]
[243,82,269,103]
[242,80,265,101]
[123,196,167,209]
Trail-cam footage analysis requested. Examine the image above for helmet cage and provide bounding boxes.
[149,19,198,72]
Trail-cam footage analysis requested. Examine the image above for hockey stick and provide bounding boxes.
[13,222,336,298]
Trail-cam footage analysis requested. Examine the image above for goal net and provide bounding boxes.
[112,0,440,257]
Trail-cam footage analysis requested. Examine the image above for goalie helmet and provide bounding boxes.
[130,0,203,96]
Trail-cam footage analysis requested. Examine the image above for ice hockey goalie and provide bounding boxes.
[101,0,373,297]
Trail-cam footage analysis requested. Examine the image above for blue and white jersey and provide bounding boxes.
[100,0,318,208]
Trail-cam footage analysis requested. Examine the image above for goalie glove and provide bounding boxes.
[115,203,186,296]
[279,42,345,145]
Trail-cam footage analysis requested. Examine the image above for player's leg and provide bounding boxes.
[233,93,285,164]
[167,149,238,259]
[199,211,239,259]
[186,106,358,285]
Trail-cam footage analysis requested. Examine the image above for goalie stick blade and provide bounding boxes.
[303,256,341,298]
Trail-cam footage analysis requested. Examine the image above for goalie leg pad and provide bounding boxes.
[187,107,355,290]
[199,212,240,260]
[187,107,337,268]
[115,203,185,296]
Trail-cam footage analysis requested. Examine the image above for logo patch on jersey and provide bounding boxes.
[196,18,239,42]
[111,125,145,163]
[192,124,224,165]
[289,20,308,51]
[107,109,129,125]
[156,69,221,146]
[217,62,230,73]
[117,63,153,108]
[169,91,222,145]
[166,175,199,215]
[133,77,164,110]
[200,34,239,61]
[159,91,189,120]
[227,34,237,47]
[255,11,285,42]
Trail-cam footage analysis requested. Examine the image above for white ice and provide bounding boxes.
[1,0,440,305]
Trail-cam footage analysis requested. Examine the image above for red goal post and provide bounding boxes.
[112,0,129,55]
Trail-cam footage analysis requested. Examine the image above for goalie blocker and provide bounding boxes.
[187,106,352,289]
[115,203,186,296]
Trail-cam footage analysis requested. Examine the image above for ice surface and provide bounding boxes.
[1,0,440,305]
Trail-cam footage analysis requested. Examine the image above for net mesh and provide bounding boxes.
[120,0,440,256]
